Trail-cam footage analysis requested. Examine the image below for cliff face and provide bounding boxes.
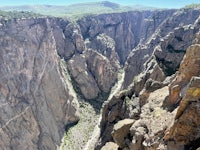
[0,18,79,149]
[124,9,200,88]
[164,29,200,149]
[96,9,200,150]
[0,7,200,150]
[78,10,175,64]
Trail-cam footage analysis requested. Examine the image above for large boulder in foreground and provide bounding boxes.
[168,44,200,106]
[165,77,200,149]
[112,119,135,148]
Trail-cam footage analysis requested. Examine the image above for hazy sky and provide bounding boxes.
[0,0,198,8]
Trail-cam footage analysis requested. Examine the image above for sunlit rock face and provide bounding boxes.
[95,9,200,150]
[0,7,200,150]
[0,18,79,149]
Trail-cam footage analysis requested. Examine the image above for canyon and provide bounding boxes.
[0,6,200,150]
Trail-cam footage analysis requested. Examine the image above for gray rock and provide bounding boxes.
[67,54,100,100]
[0,18,79,149]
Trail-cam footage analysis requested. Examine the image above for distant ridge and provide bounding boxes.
[0,1,159,19]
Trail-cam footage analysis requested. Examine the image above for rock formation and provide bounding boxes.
[124,8,200,88]
[95,8,200,150]
[164,29,200,149]
[0,7,200,150]
[0,18,79,149]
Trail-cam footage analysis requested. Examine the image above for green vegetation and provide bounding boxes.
[61,101,99,150]
[60,59,99,150]
[0,1,157,20]
[0,10,42,19]
[184,3,200,9]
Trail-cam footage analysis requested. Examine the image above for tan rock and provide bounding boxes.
[101,142,119,150]
[166,77,200,146]
[112,119,135,148]
[168,44,200,105]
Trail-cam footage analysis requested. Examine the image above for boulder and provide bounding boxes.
[168,44,200,106]
[101,142,119,150]
[112,119,135,148]
[165,77,200,148]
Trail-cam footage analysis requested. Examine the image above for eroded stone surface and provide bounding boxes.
[0,18,79,149]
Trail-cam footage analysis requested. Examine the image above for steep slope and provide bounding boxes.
[0,18,79,149]
[95,8,200,150]
[0,7,200,150]
[78,10,175,63]
[164,29,200,149]
[124,8,200,88]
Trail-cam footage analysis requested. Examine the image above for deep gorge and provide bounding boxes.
[0,7,200,150]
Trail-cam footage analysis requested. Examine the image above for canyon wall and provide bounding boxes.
[96,9,200,150]
[0,18,79,149]
[0,7,200,150]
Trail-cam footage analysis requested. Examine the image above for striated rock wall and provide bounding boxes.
[0,18,79,149]
[124,9,200,88]
[0,7,200,150]
[78,10,175,64]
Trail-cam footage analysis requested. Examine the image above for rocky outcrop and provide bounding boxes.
[167,30,200,106]
[78,10,175,63]
[0,18,79,149]
[101,142,119,150]
[163,29,200,149]
[85,33,120,71]
[124,9,200,88]
[52,19,119,101]
[112,119,135,148]
[67,49,117,100]
[96,8,200,150]
[165,77,200,149]
[52,20,86,60]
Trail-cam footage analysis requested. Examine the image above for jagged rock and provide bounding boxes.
[165,77,200,149]
[112,119,135,148]
[85,33,120,70]
[96,89,134,149]
[128,86,177,150]
[57,23,86,59]
[101,142,119,150]
[123,96,140,119]
[95,8,200,150]
[85,50,117,93]
[78,10,175,64]
[154,24,195,76]
[129,121,148,150]
[145,79,164,93]
[67,54,100,99]
[168,43,200,106]
[123,9,200,88]
[67,49,118,100]
[0,18,79,149]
